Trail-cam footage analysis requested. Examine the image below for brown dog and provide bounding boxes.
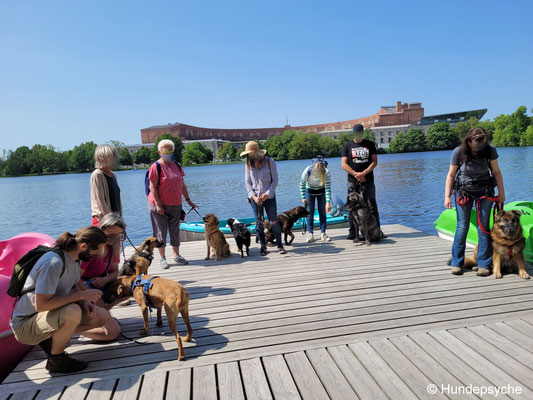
[203,213,230,260]
[120,237,163,276]
[263,206,310,246]
[105,275,193,360]
[465,210,529,279]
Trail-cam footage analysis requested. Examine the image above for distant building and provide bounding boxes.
[138,102,487,149]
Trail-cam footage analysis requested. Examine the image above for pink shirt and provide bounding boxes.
[80,245,119,279]
[148,161,185,206]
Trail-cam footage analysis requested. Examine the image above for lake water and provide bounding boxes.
[1,147,532,245]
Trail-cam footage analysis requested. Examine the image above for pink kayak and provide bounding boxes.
[0,232,56,382]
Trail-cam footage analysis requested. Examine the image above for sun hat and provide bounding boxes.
[240,141,267,157]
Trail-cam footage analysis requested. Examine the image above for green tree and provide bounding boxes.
[453,117,480,138]
[132,146,152,165]
[69,141,97,171]
[151,134,184,163]
[426,123,460,150]
[388,132,408,153]
[182,142,213,165]
[318,136,340,157]
[363,128,376,142]
[217,142,238,161]
[119,147,133,166]
[523,125,533,146]
[2,146,31,176]
[287,131,321,159]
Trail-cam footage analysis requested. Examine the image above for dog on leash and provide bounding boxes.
[203,213,231,260]
[227,218,251,258]
[120,237,163,276]
[345,191,382,245]
[464,210,529,279]
[105,275,193,360]
[263,206,311,246]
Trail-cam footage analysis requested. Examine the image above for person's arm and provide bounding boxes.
[325,170,332,213]
[300,167,308,203]
[245,166,259,203]
[90,171,112,217]
[490,159,505,204]
[361,154,378,176]
[264,159,278,197]
[35,290,101,313]
[341,157,362,182]
[444,164,459,209]
[181,181,197,209]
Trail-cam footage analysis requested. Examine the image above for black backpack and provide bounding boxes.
[144,160,183,196]
[7,246,66,299]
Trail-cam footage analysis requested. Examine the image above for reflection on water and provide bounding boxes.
[1,147,532,244]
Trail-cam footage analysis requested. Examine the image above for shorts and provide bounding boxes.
[12,304,92,346]
[148,203,182,247]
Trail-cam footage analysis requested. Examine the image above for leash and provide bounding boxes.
[185,206,203,219]
[302,202,309,235]
[477,195,503,235]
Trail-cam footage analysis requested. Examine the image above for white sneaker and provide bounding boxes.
[306,233,315,243]
[321,233,331,242]
[160,258,169,269]
[174,255,189,265]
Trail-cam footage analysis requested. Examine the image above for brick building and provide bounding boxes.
[140,101,424,144]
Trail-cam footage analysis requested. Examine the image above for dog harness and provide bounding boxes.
[131,275,158,312]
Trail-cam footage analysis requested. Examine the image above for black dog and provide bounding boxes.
[346,191,382,246]
[227,218,251,258]
[263,206,311,246]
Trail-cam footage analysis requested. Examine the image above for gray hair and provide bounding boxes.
[158,139,175,152]
[94,145,119,169]
[98,213,126,232]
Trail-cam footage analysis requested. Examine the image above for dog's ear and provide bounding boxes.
[117,285,124,296]
[511,210,523,217]
[139,238,150,250]
[494,210,505,222]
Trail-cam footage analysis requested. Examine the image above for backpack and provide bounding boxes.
[145,160,183,196]
[7,246,66,299]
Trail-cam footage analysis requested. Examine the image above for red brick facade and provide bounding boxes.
[140,101,424,144]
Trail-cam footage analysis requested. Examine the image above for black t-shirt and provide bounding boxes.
[104,173,121,213]
[342,139,377,184]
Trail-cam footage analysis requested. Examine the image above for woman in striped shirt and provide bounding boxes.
[300,156,332,243]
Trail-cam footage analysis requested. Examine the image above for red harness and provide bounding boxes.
[476,195,503,235]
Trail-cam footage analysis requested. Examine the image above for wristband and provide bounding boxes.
[186,198,190,201]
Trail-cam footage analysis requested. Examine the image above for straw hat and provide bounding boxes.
[240,141,267,157]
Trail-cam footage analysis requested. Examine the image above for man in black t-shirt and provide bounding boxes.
[341,124,383,240]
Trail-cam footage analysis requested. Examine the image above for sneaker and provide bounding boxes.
[160,258,169,269]
[46,352,88,373]
[278,247,287,255]
[306,233,315,243]
[260,247,268,256]
[346,233,356,240]
[476,268,490,277]
[450,267,463,275]
[39,338,52,355]
[321,233,331,242]
[174,255,189,265]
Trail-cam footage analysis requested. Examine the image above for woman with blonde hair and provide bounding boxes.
[300,156,332,243]
[90,144,122,226]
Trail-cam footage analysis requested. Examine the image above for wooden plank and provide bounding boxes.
[139,372,166,400]
[326,345,388,400]
[368,338,448,400]
[86,379,117,400]
[389,335,478,400]
[429,330,533,397]
[240,358,273,400]
[408,332,512,400]
[348,342,417,400]
[468,325,533,369]
[10,391,38,400]
[504,319,533,339]
[485,321,533,351]
[262,355,300,400]
[306,348,358,400]
[112,375,142,400]
[217,362,245,400]
[284,352,329,400]
[61,384,91,398]
[166,369,192,400]
[192,365,217,400]
[34,387,63,400]
[448,327,533,389]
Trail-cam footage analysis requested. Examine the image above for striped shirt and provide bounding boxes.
[300,166,332,202]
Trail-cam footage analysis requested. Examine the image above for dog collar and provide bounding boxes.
[140,249,153,261]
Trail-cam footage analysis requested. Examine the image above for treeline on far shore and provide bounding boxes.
[1,106,532,177]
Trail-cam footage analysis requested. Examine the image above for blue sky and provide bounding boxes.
[1,0,532,152]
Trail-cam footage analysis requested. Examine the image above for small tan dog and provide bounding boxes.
[203,213,230,260]
[119,237,163,276]
[105,275,193,360]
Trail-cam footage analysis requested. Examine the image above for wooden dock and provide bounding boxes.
[1,224,533,399]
